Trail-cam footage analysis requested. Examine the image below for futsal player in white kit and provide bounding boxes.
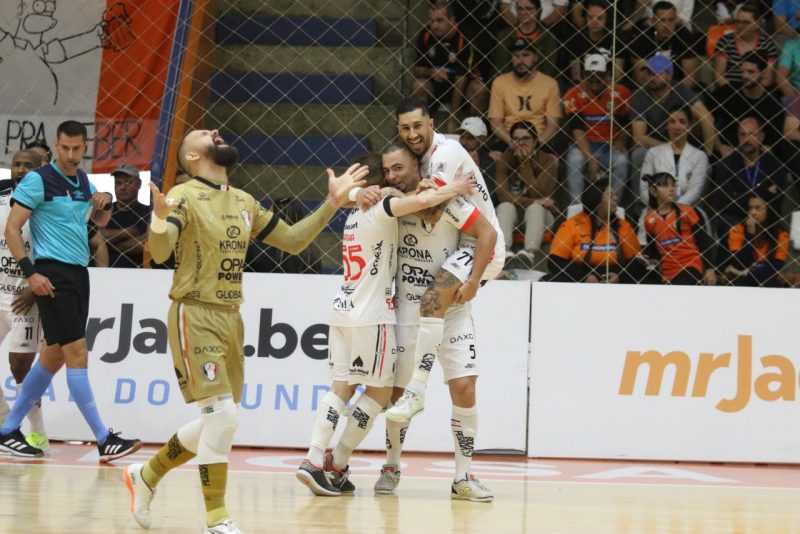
[0,149,48,451]
[375,142,499,502]
[296,157,476,496]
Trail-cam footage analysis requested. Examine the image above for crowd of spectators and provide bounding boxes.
[413,0,800,286]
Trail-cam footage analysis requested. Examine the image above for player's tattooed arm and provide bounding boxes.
[420,271,461,318]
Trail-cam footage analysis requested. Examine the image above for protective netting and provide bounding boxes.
[2,0,800,287]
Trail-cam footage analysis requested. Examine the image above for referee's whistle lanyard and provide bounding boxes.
[744,160,761,188]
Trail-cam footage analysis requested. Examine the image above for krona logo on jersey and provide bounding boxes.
[398,233,432,262]
[618,335,798,413]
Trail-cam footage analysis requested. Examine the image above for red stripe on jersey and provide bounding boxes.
[433,178,446,187]
[461,207,480,232]
[378,325,387,378]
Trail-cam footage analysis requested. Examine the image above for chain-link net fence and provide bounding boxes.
[2,0,800,287]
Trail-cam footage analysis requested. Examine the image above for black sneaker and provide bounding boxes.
[324,452,355,493]
[296,459,341,496]
[0,428,44,458]
[98,429,142,463]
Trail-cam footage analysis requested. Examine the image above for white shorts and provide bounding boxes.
[395,305,477,386]
[328,324,397,387]
[443,243,504,284]
[0,306,42,353]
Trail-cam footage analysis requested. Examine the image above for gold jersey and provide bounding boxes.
[164,177,278,308]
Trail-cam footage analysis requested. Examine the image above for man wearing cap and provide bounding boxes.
[488,37,561,148]
[564,54,631,203]
[100,164,151,268]
[630,55,715,199]
[630,1,703,89]
[457,117,499,204]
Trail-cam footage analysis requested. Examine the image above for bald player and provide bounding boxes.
[123,129,367,534]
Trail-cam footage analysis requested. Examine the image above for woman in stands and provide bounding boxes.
[720,184,789,287]
[641,172,717,285]
[639,106,708,206]
[547,178,643,283]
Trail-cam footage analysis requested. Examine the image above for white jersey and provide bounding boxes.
[420,132,505,253]
[330,197,398,327]
[395,213,466,325]
[0,189,32,309]
[438,195,505,271]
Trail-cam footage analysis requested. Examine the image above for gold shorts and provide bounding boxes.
[167,301,245,403]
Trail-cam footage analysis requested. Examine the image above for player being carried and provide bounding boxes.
[296,153,477,496]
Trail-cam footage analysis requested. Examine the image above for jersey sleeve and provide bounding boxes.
[619,220,642,259]
[775,230,790,262]
[550,219,576,260]
[165,187,190,232]
[727,225,745,252]
[439,196,480,232]
[11,171,43,210]
[250,198,281,242]
[428,143,465,186]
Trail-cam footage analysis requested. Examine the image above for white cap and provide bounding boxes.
[457,117,488,138]
[583,53,607,74]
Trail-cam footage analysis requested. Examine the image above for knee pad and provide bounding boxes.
[196,396,238,464]
[176,418,204,454]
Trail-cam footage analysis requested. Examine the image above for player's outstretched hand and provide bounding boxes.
[149,182,175,220]
[327,163,369,208]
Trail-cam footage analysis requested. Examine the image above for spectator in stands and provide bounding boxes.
[495,121,558,269]
[777,35,800,97]
[495,0,559,77]
[547,178,643,282]
[25,140,52,163]
[564,54,631,203]
[563,0,626,85]
[411,1,479,131]
[712,52,785,156]
[691,0,737,33]
[720,184,789,286]
[89,224,109,268]
[630,1,703,89]
[457,117,499,203]
[639,106,708,205]
[630,56,715,197]
[100,165,151,268]
[708,116,787,234]
[499,0,569,28]
[714,3,779,88]
[450,0,506,87]
[488,38,562,148]
[773,0,800,40]
[641,172,717,284]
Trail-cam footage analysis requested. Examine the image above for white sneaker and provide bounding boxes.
[124,463,155,528]
[451,474,494,502]
[385,390,425,423]
[205,519,245,533]
[374,463,401,495]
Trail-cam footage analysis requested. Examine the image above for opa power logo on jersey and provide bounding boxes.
[398,234,433,263]
[218,257,244,282]
[401,264,434,288]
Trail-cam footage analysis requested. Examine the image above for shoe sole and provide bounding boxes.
[385,406,424,423]
[295,469,341,497]
[100,440,143,463]
[0,444,44,458]
[123,466,152,529]
[451,494,494,503]
[374,486,398,495]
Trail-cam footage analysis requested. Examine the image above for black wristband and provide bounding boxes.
[18,257,36,278]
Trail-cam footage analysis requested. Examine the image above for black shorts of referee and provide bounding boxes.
[34,260,90,346]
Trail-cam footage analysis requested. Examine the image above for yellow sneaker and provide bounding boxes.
[26,431,50,452]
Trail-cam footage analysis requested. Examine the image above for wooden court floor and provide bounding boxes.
[0,444,799,533]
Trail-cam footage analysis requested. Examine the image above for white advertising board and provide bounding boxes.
[0,271,529,453]
[529,282,800,463]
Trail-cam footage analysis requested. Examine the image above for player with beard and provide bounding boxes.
[379,139,500,502]
[0,121,141,461]
[123,129,367,533]
[0,149,49,451]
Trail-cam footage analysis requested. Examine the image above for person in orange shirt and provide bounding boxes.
[548,178,643,283]
[721,184,789,287]
[641,173,717,285]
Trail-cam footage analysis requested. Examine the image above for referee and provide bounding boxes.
[0,120,141,461]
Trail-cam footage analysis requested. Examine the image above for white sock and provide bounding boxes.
[332,394,383,469]
[0,384,9,420]
[19,383,45,434]
[451,404,477,480]
[386,418,409,466]
[410,317,445,389]
[306,391,345,466]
